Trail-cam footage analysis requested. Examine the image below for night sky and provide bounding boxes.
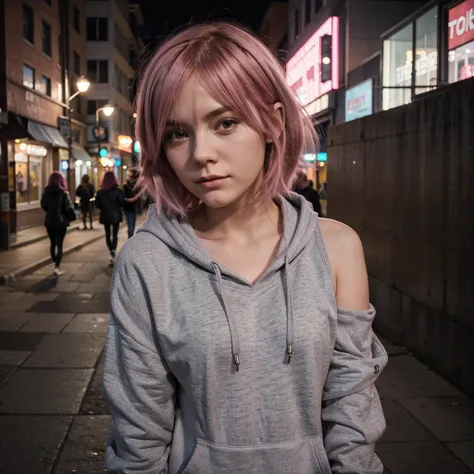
[136,0,278,37]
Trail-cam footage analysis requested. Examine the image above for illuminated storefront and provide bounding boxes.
[13,142,48,206]
[381,0,474,111]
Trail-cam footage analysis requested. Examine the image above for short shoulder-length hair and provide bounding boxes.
[101,171,118,191]
[46,171,67,191]
[135,22,316,216]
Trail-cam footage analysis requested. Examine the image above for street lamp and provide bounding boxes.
[95,105,114,168]
[67,76,90,193]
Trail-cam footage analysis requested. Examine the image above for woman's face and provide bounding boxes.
[163,78,267,209]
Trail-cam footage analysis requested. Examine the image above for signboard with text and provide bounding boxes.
[345,79,373,122]
[286,17,340,109]
[448,0,474,50]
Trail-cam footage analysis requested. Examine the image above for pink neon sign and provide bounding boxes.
[286,17,340,108]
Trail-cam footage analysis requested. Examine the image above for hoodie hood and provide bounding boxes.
[137,193,317,371]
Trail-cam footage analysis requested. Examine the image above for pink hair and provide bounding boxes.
[101,171,118,191]
[135,22,316,216]
[46,171,67,191]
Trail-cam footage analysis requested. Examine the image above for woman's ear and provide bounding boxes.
[273,102,284,138]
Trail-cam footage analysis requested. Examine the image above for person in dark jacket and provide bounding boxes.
[41,171,74,276]
[294,170,322,215]
[95,171,124,266]
[75,174,95,230]
[122,170,139,239]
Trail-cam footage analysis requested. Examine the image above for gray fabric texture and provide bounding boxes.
[103,193,388,474]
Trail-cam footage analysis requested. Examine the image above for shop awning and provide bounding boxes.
[27,120,68,148]
[72,146,92,162]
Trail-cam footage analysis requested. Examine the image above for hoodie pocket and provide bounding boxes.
[179,435,331,474]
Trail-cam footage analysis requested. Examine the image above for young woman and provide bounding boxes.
[41,171,74,276]
[104,22,388,474]
[95,171,124,266]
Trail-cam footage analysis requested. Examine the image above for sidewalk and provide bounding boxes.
[0,226,104,285]
[8,219,87,250]
[0,232,473,473]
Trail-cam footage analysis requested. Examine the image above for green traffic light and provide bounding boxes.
[99,148,108,157]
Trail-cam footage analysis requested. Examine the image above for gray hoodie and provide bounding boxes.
[104,194,388,474]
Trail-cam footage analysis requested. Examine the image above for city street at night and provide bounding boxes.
[1,0,474,472]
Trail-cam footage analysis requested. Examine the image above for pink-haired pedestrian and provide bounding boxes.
[41,171,75,276]
[104,22,387,474]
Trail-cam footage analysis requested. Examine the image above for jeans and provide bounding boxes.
[124,211,137,239]
[46,226,67,266]
[104,223,120,256]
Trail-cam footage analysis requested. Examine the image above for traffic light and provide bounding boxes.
[320,34,332,83]
[99,147,108,158]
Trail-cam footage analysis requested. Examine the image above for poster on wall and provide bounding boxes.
[345,79,373,122]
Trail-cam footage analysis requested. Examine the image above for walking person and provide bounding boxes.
[41,171,75,276]
[95,171,124,266]
[104,23,387,474]
[75,174,95,230]
[294,169,322,215]
[122,170,139,238]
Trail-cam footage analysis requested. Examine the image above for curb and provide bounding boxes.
[0,234,104,285]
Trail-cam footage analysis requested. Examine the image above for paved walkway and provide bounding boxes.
[0,234,473,473]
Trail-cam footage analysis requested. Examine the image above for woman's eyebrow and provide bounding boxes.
[165,106,231,128]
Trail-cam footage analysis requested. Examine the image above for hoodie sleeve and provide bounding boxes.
[322,305,388,474]
[103,246,177,473]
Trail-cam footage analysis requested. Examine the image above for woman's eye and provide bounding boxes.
[167,130,187,143]
[217,119,237,132]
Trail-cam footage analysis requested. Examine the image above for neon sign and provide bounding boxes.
[286,17,340,109]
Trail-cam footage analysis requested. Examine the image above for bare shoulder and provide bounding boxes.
[318,218,364,259]
[318,218,369,310]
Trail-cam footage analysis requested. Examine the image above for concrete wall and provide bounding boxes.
[327,77,474,396]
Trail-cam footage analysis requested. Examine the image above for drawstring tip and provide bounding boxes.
[287,343,293,364]
[233,354,240,372]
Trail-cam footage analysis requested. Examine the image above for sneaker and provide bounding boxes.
[54,266,64,276]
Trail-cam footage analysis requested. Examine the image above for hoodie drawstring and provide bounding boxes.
[212,258,294,372]
[212,263,242,372]
[284,255,295,364]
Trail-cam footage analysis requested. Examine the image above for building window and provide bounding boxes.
[305,0,311,26]
[87,60,108,83]
[415,7,438,91]
[87,99,108,115]
[23,4,34,44]
[315,0,322,13]
[382,7,439,111]
[294,10,300,38]
[76,98,82,115]
[14,144,46,205]
[86,17,108,41]
[73,6,80,33]
[73,51,80,75]
[23,64,35,89]
[42,20,52,57]
[39,75,51,96]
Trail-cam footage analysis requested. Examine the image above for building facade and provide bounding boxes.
[260,2,289,61]
[381,0,474,111]
[0,0,70,232]
[85,0,143,187]
[285,0,426,186]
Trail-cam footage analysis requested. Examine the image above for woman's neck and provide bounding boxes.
[191,197,281,242]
